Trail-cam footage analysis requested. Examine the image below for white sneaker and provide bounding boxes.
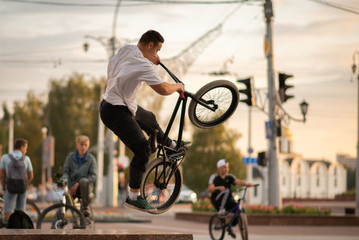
[219,209,226,216]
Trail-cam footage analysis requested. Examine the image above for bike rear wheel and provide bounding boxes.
[36,203,86,229]
[0,197,40,227]
[238,212,248,240]
[188,80,239,129]
[140,158,183,214]
[209,214,226,240]
[25,199,41,224]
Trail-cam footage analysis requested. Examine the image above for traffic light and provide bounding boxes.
[278,72,294,103]
[257,151,267,167]
[237,77,255,106]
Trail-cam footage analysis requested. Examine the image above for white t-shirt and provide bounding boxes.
[103,45,163,116]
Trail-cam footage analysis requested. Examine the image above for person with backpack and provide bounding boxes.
[0,138,33,220]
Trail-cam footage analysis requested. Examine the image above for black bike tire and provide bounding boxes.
[209,214,225,240]
[26,199,41,222]
[238,212,248,240]
[36,203,86,229]
[188,80,239,129]
[0,197,5,228]
[140,158,183,214]
[0,197,40,227]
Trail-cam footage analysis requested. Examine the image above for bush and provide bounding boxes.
[192,199,331,215]
[192,198,216,212]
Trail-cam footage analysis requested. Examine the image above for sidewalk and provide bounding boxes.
[22,202,359,240]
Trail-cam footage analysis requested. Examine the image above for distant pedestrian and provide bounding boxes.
[0,138,33,220]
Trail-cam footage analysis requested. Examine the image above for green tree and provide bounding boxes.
[346,166,355,191]
[0,103,11,155]
[45,73,103,176]
[12,92,45,185]
[182,124,244,196]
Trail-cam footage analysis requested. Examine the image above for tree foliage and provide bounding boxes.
[13,92,45,185]
[0,73,105,186]
[182,123,245,196]
[346,166,355,191]
[45,74,103,174]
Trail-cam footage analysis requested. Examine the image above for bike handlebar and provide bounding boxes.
[158,61,185,99]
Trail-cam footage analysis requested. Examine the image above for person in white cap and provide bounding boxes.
[208,159,253,238]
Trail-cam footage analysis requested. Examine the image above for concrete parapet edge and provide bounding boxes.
[0,229,193,240]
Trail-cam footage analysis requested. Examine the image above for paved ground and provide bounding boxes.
[91,204,359,240]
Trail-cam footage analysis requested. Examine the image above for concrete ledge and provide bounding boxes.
[0,229,193,240]
[175,211,359,226]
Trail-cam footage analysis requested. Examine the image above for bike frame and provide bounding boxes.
[156,62,217,189]
[222,186,251,225]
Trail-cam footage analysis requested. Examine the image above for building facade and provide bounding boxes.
[249,131,347,204]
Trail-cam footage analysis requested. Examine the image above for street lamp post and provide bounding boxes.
[83,0,124,207]
[300,100,309,122]
[351,51,359,215]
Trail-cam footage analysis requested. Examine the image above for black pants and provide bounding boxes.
[99,100,171,189]
[211,189,237,211]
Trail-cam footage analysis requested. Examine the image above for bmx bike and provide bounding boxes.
[140,62,240,214]
[36,175,94,229]
[209,184,259,240]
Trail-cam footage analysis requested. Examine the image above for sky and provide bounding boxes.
[0,0,359,162]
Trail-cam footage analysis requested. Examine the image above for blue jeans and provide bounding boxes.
[4,190,26,213]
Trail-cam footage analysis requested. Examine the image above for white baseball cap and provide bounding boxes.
[217,159,227,168]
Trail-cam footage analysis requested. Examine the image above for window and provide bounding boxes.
[298,177,301,186]
[316,177,320,187]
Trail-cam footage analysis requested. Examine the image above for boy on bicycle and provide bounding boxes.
[62,135,97,217]
[99,30,186,213]
[208,159,253,238]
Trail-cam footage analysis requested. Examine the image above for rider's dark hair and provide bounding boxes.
[139,30,164,47]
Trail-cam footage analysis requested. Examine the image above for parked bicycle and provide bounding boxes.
[0,195,41,228]
[36,174,94,229]
[140,62,240,214]
[209,184,259,240]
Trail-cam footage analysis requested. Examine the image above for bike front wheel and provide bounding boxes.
[238,212,248,240]
[209,214,226,240]
[188,80,239,129]
[36,203,86,229]
[140,158,183,214]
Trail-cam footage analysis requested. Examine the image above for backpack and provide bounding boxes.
[7,210,34,229]
[6,154,28,194]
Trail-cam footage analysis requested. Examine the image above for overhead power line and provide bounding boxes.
[0,46,80,57]
[1,0,256,7]
[309,0,359,15]
[0,58,106,64]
